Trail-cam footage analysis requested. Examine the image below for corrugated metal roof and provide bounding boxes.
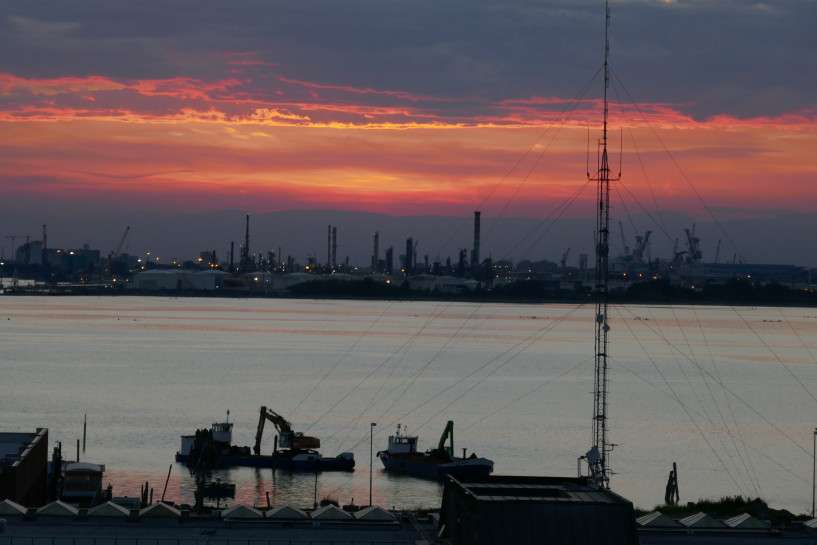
[457,476,621,504]
[267,504,309,520]
[722,512,769,529]
[636,511,682,527]
[36,501,79,517]
[88,502,130,517]
[222,504,263,519]
[0,499,27,515]
[311,504,353,520]
[678,511,727,528]
[354,505,397,521]
[801,517,817,529]
[139,502,181,518]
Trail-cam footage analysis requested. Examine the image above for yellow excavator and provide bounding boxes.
[253,406,321,455]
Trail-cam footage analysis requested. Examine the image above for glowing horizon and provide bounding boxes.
[1,67,815,221]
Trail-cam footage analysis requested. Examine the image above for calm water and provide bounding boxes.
[2,296,816,513]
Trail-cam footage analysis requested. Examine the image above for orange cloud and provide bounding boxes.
[0,70,815,219]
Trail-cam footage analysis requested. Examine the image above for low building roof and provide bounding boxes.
[722,512,769,529]
[636,511,682,528]
[354,505,397,521]
[0,499,27,515]
[139,502,181,518]
[311,504,354,520]
[222,504,263,519]
[802,517,817,530]
[0,429,46,466]
[65,461,105,473]
[449,475,631,504]
[267,504,309,520]
[37,501,79,517]
[88,502,130,517]
[678,512,727,528]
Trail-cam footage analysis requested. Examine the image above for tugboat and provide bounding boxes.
[377,421,493,479]
[176,407,354,471]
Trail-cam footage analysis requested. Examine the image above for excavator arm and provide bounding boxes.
[253,406,320,455]
[436,420,454,458]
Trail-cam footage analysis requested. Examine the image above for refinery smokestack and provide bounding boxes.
[405,237,413,274]
[239,213,251,272]
[245,214,250,253]
[472,211,481,268]
[372,231,380,272]
[332,226,337,269]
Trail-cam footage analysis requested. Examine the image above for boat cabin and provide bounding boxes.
[211,422,233,443]
[387,427,418,455]
[61,462,106,506]
[178,421,233,457]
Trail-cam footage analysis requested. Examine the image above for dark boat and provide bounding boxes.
[175,407,355,471]
[377,421,493,479]
[201,480,235,499]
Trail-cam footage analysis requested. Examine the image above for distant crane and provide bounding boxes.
[114,226,130,257]
[713,239,722,264]
[684,225,702,263]
[105,226,130,277]
[618,221,629,259]
[560,248,571,276]
[4,235,24,261]
[672,238,687,264]
[633,231,652,263]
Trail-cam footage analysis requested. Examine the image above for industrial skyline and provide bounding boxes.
[3,209,815,277]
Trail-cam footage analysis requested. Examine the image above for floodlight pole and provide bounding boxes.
[370,422,377,506]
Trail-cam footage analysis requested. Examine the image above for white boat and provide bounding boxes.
[377,422,493,480]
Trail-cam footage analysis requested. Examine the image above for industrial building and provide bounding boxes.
[132,269,227,291]
[439,475,638,545]
[0,428,49,507]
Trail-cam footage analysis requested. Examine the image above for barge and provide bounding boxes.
[176,408,354,471]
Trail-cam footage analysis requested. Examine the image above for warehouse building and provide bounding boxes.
[439,475,638,545]
[0,428,49,507]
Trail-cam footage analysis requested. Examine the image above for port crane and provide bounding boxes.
[105,226,130,277]
[560,248,570,276]
[633,230,652,263]
[253,406,320,455]
[4,235,25,261]
[684,225,702,263]
[618,221,629,259]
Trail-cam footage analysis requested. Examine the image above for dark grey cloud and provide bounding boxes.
[0,0,813,118]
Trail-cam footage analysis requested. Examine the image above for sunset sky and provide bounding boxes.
[1,0,815,255]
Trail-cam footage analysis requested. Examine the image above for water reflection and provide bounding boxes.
[127,463,447,511]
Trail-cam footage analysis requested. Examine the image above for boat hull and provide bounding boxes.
[176,451,355,471]
[378,452,493,479]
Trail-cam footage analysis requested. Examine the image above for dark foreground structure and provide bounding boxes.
[0,429,49,507]
[439,475,639,545]
[0,507,434,544]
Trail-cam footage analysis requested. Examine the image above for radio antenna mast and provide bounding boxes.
[585,0,620,489]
